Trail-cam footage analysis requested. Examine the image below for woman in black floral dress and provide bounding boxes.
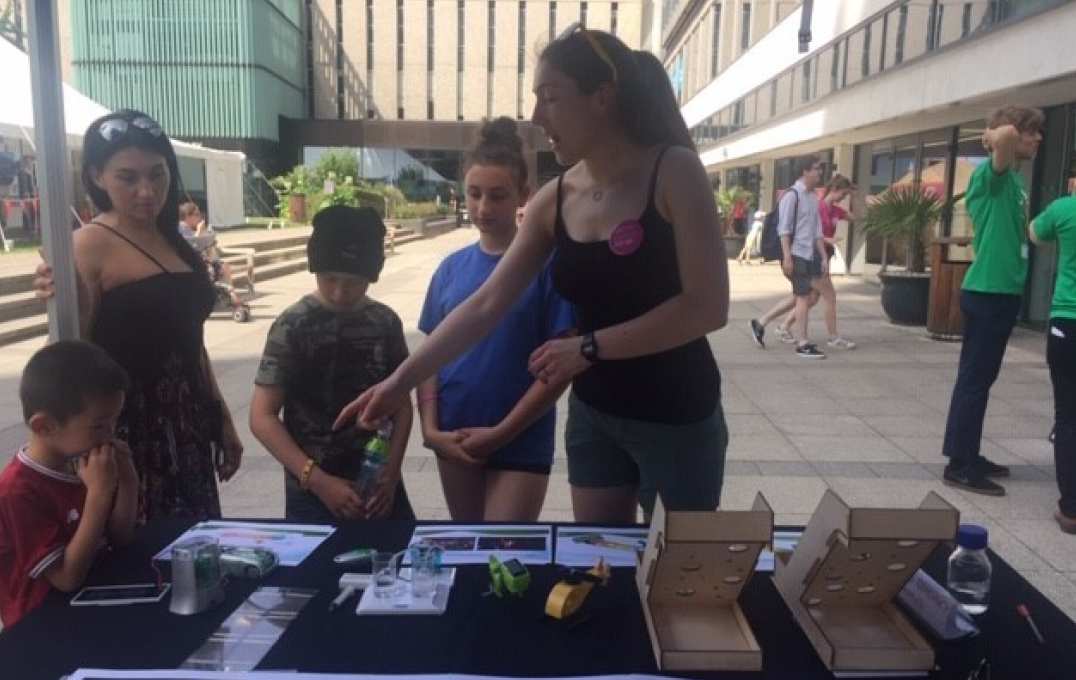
[36,110,242,520]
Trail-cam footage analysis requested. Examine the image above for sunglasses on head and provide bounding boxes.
[557,22,618,84]
[98,116,164,143]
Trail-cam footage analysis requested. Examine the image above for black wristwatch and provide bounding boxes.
[580,332,600,363]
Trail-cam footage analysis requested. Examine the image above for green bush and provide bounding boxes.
[318,174,361,209]
[392,201,452,219]
[350,183,404,216]
[269,165,317,220]
[355,188,389,217]
[270,165,316,196]
[313,149,360,188]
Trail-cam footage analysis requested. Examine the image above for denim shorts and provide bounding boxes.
[790,255,822,296]
[565,393,728,516]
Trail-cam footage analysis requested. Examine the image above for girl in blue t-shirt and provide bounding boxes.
[417,117,575,521]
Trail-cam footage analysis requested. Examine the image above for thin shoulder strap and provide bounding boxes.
[554,174,565,233]
[646,146,672,208]
[90,221,171,274]
[791,189,799,240]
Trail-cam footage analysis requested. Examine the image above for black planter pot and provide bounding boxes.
[723,235,745,259]
[879,271,931,325]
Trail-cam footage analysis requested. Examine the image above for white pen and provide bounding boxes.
[329,585,357,611]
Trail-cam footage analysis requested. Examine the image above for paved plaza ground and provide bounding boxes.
[0,227,1072,621]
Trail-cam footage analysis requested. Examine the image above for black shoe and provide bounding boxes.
[795,343,826,359]
[750,319,765,348]
[943,466,1006,496]
[1056,510,1076,535]
[975,457,1011,478]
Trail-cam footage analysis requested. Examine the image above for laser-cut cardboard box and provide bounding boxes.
[636,493,773,671]
[773,489,959,673]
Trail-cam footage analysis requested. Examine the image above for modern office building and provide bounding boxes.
[45,0,646,192]
[69,0,305,176]
[661,0,798,107]
[291,0,646,186]
[672,0,1076,328]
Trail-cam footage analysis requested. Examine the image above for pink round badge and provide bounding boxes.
[609,220,644,256]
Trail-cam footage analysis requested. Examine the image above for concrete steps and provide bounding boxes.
[0,314,50,346]
[0,290,45,324]
[0,273,37,297]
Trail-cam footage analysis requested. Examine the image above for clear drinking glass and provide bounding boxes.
[372,551,397,599]
[411,564,435,598]
[409,542,441,598]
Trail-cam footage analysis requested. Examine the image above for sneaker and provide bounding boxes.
[1055,510,1076,535]
[942,465,1006,496]
[795,343,826,359]
[777,327,796,344]
[750,319,766,349]
[827,336,857,350]
[975,457,1011,478]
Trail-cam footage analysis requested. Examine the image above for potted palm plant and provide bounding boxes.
[860,184,944,325]
[714,186,754,258]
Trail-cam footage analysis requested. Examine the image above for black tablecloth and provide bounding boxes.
[1,520,1073,679]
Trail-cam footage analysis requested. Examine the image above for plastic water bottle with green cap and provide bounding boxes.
[355,421,393,497]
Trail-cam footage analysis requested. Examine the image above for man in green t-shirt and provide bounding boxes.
[1030,192,1076,533]
[942,106,1043,497]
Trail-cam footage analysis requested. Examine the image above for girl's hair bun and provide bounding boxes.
[478,117,523,153]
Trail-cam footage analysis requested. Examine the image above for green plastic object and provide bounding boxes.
[489,555,530,598]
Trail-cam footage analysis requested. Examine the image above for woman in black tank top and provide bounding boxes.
[34,110,243,521]
[338,29,730,522]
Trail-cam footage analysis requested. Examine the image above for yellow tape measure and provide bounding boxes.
[545,558,611,620]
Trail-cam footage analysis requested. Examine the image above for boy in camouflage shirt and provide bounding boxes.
[251,206,414,521]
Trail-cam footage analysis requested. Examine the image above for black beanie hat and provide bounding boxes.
[307,205,386,281]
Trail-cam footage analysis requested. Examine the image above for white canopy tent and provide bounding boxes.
[0,36,246,225]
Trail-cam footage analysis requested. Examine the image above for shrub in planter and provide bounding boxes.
[714,186,755,235]
[861,184,945,325]
[269,165,316,223]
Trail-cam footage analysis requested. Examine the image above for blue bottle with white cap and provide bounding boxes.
[946,524,992,615]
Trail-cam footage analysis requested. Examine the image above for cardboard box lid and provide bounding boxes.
[660,493,774,543]
[776,490,958,610]
[637,494,774,606]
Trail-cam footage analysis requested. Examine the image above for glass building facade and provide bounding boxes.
[71,0,306,146]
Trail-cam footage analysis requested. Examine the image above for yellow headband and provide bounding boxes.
[558,22,618,84]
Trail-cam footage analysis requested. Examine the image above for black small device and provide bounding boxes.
[580,332,600,362]
[504,558,528,578]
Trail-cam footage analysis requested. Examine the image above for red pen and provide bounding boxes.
[1017,604,1045,644]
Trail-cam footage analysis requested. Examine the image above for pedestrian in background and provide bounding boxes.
[941,106,1044,497]
[1029,184,1076,532]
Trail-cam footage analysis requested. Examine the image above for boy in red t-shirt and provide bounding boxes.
[0,341,137,628]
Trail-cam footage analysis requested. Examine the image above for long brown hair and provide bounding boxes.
[540,30,694,150]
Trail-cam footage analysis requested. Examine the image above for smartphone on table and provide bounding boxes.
[70,583,171,606]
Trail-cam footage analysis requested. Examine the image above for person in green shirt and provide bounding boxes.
[942,106,1043,497]
[1030,191,1076,533]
